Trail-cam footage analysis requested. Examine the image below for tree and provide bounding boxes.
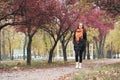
[40,0,81,63]
[59,0,93,60]
[0,0,26,30]
[81,8,114,58]
[6,29,14,60]
[60,31,73,61]
[1,29,6,60]
[0,0,28,61]
[85,27,99,59]
[1,28,23,60]
[32,30,52,57]
[22,33,27,60]
[95,0,120,17]
[0,31,2,61]
[106,21,120,57]
[58,0,84,62]
[14,0,59,65]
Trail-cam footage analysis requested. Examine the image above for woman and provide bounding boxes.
[73,23,87,69]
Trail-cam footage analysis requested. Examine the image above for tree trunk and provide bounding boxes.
[62,44,67,62]
[0,48,1,60]
[27,35,32,65]
[23,34,27,60]
[95,38,99,58]
[60,37,67,62]
[43,32,49,56]
[11,49,14,60]
[98,40,102,58]
[48,40,58,63]
[60,32,73,62]
[83,42,87,59]
[83,48,86,59]
[7,35,12,60]
[110,42,113,58]
[95,38,103,59]
[1,29,6,60]
[87,42,90,59]
[101,34,106,58]
[38,49,40,56]
[0,30,1,60]
[96,34,106,59]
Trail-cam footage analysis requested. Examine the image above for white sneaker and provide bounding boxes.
[78,63,82,69]
[75,62,79,68]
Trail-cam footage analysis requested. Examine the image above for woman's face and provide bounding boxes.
[79,23,82,28]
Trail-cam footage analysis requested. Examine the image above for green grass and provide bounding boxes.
[0,59,110,71]
[72,62,120,80]
[0,60,74,70]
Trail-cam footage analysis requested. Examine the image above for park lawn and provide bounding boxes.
[72,62,120,80]
[0,60,74,71]
[0,58,109,70]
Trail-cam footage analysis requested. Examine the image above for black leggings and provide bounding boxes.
[75,50,83,63]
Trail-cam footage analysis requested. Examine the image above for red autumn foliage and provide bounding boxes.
[96,0,120,17]
[13,0,57,33]
[80,8,114,40]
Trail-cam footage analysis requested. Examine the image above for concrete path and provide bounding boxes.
[0,59,120,80]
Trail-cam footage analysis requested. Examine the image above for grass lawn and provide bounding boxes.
[72,62,120,80]
[0,60,74,71]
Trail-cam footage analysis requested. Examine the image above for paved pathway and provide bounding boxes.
[0,59,120,80]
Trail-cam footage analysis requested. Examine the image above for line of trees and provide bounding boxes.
[0,0,118,65]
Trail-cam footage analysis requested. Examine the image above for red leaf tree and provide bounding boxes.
[80,8,114,58]
[96,0,120,17]
[13,0,80,64]
[0,0,27,30]
[87,0,120,17]
[40,0,81,63]
[0,0,27,60]
[14,0,56,65]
